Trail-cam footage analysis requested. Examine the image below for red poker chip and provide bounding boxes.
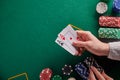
[40,68,52,80]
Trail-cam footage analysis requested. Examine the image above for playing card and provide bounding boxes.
[55,37,73,55]
[58,25,78,55]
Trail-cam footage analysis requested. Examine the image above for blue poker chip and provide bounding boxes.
[113,0,120,13]
[75,62,89,80]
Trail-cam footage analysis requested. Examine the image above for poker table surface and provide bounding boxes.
[0,0,120,80]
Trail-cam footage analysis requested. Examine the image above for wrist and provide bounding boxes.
[101,42,109,56]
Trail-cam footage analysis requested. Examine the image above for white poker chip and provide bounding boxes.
[96,2,108,14]
[68,77,76,80]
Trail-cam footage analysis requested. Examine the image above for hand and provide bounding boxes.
[73,31,109,56]
[89,66,113,80]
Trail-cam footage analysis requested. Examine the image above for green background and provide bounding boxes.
[0,0,120,80]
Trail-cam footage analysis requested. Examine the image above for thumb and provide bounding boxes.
[73,41,87,47]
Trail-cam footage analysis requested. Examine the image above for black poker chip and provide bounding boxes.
[62,64,73,75]
[83,56,103,73]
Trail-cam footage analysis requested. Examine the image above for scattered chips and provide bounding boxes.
[62,64,73,75]
[98,28,120,39]
[113,0,120,13]
[96,2,108,14]
[68,77,76,80]
[99,16,120,28]
[83,56,103,73]
[75,56,104,80]
[40,68,52,80]
[75,62,89,80]
[52,75,62,80]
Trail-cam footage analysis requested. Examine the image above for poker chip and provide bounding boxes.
[99,16,120,28]
[52,75,62,80]
[96,2,108,14]
[75,62,89,80]
[62,64,73,75]
[40,68,52,80]
[98,28,120,39]
[68,77,76,80]
[113,0,120,13]
[83,56,94,67]
[83,56,103,73]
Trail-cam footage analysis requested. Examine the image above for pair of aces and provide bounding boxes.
[55,24,84,56]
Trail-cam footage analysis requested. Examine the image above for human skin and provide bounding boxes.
[73,31,109,56]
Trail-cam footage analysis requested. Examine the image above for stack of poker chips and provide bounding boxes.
[75,62,89,80]
[96,2,108,14]
[98,27,120,39]
[39,65,76,80]
[113,0,120,14]
[97,0,120,40]
[39,56,103,80]
[75,56,103,80]
[98,16,120,39]
[99,16,120,28]
[52,75,62,80]
[40,68,53,80]
[96,0,120,14]
[96,0,111,14]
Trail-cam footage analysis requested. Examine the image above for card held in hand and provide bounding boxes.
[55,24,78,55]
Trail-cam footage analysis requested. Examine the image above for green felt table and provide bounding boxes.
[0,0,120,80]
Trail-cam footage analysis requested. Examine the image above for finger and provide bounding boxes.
[102,71,113,80]
[76,30,96,40]
[79,47,84,52]
[88,69,96,80]
[76,30,91,37]
[76,30,90,35]
[74,50,79,56]
[91,66,105,80]
[74,48,82,56]
[74,47,80,56]
[72,41,87,47]
[76,31,88,40]
[78,48,84,56]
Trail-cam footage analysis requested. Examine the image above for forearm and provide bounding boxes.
[108,42,120,61]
